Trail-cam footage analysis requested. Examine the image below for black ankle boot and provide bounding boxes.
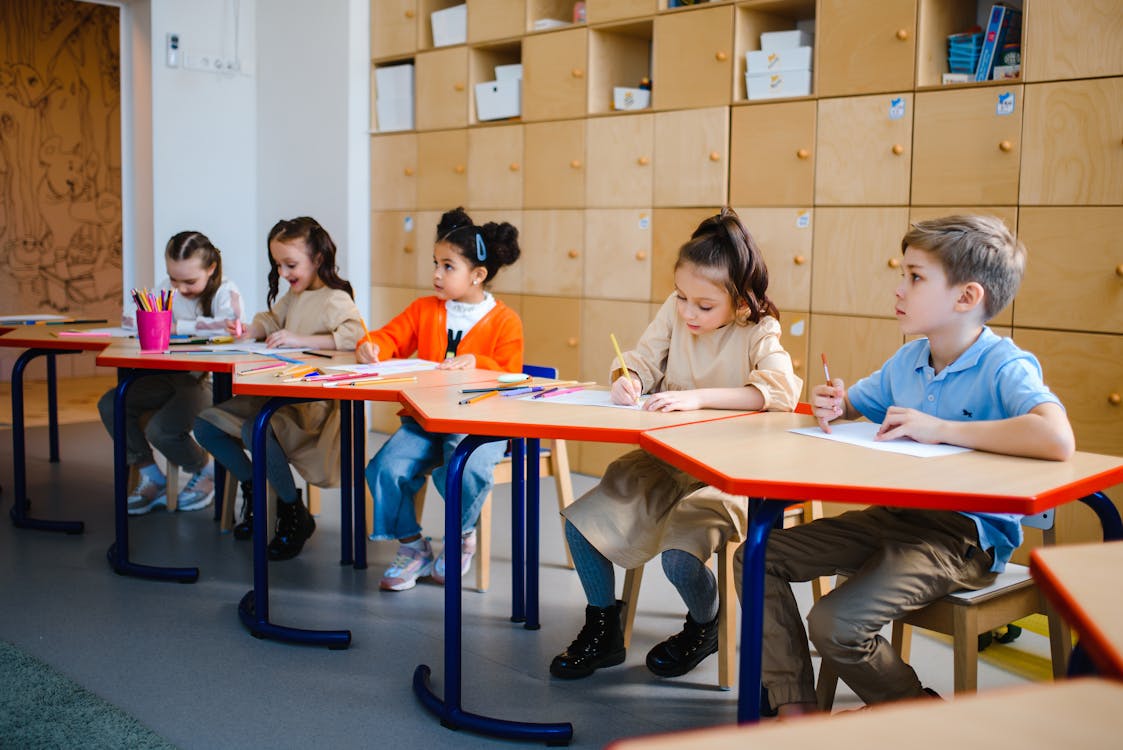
[233,481,254,541]
[645,611,720,678]
[549,601,626,679]
[267,490,315,561]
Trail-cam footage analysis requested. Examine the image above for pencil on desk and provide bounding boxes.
[610,333,639,404]
[531,386,560,400]
[459,390,499,405]
[302,350,333,359]
[328,375,419,388]
[238,363,286,375]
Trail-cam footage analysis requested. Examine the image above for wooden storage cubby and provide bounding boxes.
[732,0,815,103]
[915,0,1025,89]
[370,57,415,133]
[418,0,468,51]
[586,0,657,25]
[527,0,581,31]
[468,40,522,125]
[467,0,526,43]
[587,20,652,115]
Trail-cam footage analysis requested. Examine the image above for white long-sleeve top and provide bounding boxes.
[152,277,243,335]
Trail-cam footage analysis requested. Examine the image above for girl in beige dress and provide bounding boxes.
[550,208,802,681]
[194,217,363,560]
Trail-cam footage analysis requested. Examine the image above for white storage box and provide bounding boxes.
[746,69,812,100]
[375,63,414,99]
[760,29,813,51]
[475,78,521,121]
[495,64,523,81]
[613,87,651,111]
[746,46,813,74]
[431,4,467,47]
[376,96,414,132]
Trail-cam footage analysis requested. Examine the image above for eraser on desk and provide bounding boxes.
[498,373,530,384]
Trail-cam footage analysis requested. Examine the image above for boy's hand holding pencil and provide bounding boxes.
[811,353,845,433]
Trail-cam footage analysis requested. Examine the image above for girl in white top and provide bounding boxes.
[98,231,241,515]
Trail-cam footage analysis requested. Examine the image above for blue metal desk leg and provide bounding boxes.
[106,369,198,581]
[736,499,793,724]
[1079,491,1123,542]
[525,438,541,631]
[9,348,83,533]
[339,403,354,566]
[211,372,232,523]
[510,438,526,622]
[237,397,351,648]
[352,401,367,570]
[414,434,572,745]
[47,353,60,462]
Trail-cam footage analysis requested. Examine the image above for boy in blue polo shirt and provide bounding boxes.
[742,214,1075,717]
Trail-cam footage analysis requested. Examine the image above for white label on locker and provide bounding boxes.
[995,92,1015,116]
[795,211,811,229]
[888,97,906,120]
[403,216,414,232]
[790,318,805,336]
[638,215,650,230]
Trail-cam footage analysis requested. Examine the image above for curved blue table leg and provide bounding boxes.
[106,368,198,581]
[9,348,83,533]
[525,437,541,631]
[737,499,795,724]
[1078,491,1122,541]
[510,438,526,622]
[339,402,354,566]
[210,372,232,523]
[414,434,572,745]
[47,353,60,462]
[237,396,351,648]
[352,401,367,570]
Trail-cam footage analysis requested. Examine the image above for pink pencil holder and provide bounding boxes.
[137,309,172,352]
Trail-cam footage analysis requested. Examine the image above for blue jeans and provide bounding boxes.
[365,416,506,541]
[193,413,298,504]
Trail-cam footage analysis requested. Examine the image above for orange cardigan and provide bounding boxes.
[356,295,523,373]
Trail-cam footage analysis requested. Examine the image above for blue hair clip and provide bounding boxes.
[475,232,487,262]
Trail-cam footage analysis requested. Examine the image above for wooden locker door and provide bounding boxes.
[733,207,814,314]
[417,129,468,210]
[815,93,913,205]
[817,0,917,97]
[372,0,419,59]
[523,120,587,209]
[521,294,583,381]
[370,133,418,211]
[520,210,585,297]
[1023,1,1123,81]
[522,27,589,121]
[650,207,720,302]
[653,107,729,207]
[467,124,524,210]
[467,0,526,43]
[810,207,911,317]
[652,4,735,110]
[730,100,816,207]
[371,211,420,288]
[586,0,655,24]
[411,210,442,287]
[415,47,469,131]
[808,313,904,390]
[584,209,653,302]
[585,114,654,208]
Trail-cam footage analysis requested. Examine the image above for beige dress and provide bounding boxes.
[563,295,803,568]
[198,287,364,487]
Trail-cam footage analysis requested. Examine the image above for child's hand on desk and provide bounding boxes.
[438,354,475,370]
[265,329,303,349]
[611,372,642,405]
[643,390,699,412]
[811,379,846,433]
[876,407,944,444]
[355,341,379,364]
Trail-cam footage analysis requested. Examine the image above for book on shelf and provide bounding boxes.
[975,4,1022,82]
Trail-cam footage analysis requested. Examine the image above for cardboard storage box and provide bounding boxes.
[431,4,467,47]
[746,69,812,100]
[746,46,813,74]
[475,78,521,121]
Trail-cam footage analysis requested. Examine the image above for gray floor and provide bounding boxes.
[0,420,1038,748]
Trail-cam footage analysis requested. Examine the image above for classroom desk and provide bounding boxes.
[0,325,117,532]
[95,342,284,583]
[229,365,503,648]
[606,678,1123,750]
[402,385,753,745]
[1031,542,1123,680]
[637,411,1123,725]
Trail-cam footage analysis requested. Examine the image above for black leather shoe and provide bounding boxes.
[550,601,626,679]
[646,612,719,678]
[232,480,253,541]
[267,490,314,561]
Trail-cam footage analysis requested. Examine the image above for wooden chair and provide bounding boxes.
[816,510,1070,709]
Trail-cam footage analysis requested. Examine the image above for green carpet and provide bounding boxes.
[0,640,176,749]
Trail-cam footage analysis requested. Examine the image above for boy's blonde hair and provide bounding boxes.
[901,215,1025,321]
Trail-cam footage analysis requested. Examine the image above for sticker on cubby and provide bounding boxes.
[795,211,811,229]
[888,97,906,120]
[403,216,413,232]
[790,318,805,337]
[995,91,1015,116]
[638,214,650,230]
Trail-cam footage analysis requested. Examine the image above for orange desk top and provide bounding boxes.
[403,385,751,443]
[1031,542,1123,680]
[639,412,1123,514]
[0,325,120,353]
[608,679,1123,750]
[232,364,505,403]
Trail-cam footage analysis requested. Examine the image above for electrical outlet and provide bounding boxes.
[183,52,240,74]
[165,33,180,67]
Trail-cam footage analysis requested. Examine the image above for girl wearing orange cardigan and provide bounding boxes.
[357,208,523,592]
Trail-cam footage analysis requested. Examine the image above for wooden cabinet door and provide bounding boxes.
[778,309,810,402]
[584,209,652,301]
[467,124,524,209]
[467,0,526,43]
[912,86,1023,206]
[810,207,911,317]
[1017,207,1123,335]
[585,114,654,208]
[808,313,904,390]
[817,0,917,97]
[520,210,585,297]
[650,207,719,302]
[653,107,729,207]
[586,0,655,24]
[652,4,734,110]
[372,0,418,59]
[522,28,589,121]
[580,298,653,382]
[1021,79,1123,206]
[1023,0,1123,82]
[371,211,421,287]
[816,94,913,205]
[524,120,586,208]
[417,130,468,209]
[371,133,418,210]
[521,294,582,380]
[411,210,442,287]
[733,208,813,313]
[415,47,469,131]
[730,101,816,207]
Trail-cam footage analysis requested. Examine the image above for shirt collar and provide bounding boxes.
[912,326,999,376]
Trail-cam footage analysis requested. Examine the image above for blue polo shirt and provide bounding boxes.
[847,327,1063,571]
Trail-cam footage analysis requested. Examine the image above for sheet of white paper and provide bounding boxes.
[78,327,135,337]
[529,389,648,410]
[789,421,972,458]
[0,314,69,322]
[324,359,440,375]
[183,341,304,354]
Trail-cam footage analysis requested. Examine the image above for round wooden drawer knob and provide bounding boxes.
[796,148,810,160]
[891,144,904,156]
[709,151,721,162]
[404,245,413,254]
[793,255,806,266]
[999,140,1013,152]
[405,9,415,19]
[1109,393,1122,406]
[454,164,465,174]
[896,29,909,41]
[887,257,901,269]
[570,159,582,169]
[571,68,584,78]
[635,250,647,261]
[403,167,415,176]
[1115,263,1123,277]
[637,156,650,166]
[715,51,728,62]
[454,82,465,92]
[567,337,578,348]
[509,162,520,172]
[567,249,579,259]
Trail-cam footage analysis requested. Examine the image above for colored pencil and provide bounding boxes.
[459,390,499,405]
